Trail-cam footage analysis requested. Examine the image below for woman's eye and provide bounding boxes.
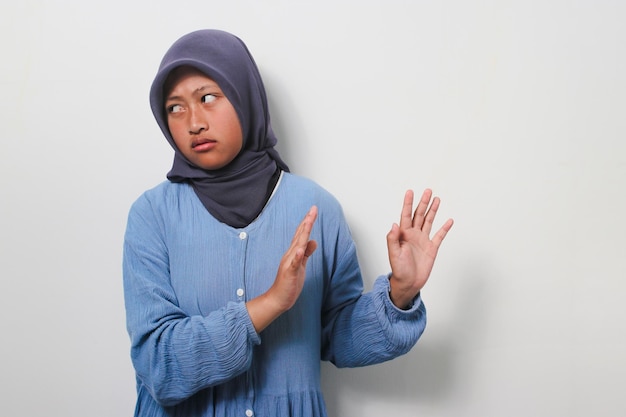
[202,94,217,104]
[168,104,183,113]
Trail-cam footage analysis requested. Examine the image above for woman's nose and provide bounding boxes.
[188,107,208,134]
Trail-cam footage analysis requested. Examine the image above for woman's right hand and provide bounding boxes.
[246,206,318,332]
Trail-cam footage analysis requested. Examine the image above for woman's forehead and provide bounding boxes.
[163,66,216,96]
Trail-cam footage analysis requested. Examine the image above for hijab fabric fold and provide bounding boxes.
[149,29,289,228]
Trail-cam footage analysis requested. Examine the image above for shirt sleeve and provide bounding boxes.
[320,221,426,368]
[122,194,261,407]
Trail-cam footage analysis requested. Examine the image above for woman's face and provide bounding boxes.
[164,66,243,171]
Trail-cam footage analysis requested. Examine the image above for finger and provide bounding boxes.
[386,223,401,260]
[421,196,440,235]
[399,190,415,230]
[290,247,306,268]
[431,218,454,248]
[301,206,318,235]
[290,206,318,248]
[303,240,318,259]
[412,189,432,229]
[289,239,317,270]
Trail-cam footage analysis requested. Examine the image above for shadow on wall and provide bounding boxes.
[322,341,457,405]
[321,269,489,413]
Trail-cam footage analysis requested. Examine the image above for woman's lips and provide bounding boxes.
[191,138,216,152]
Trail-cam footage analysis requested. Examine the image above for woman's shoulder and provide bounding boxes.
[130,181,193,213]
[281,171,335,195]
[278,172,344,213]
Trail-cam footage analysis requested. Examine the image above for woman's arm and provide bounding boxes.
[123,197,260,406]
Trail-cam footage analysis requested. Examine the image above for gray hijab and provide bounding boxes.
[150,29,289,228]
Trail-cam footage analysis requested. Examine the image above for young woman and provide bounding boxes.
[123,29,453,417]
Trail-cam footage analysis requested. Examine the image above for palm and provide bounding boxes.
[387,189,453,308]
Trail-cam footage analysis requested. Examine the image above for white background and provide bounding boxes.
[1,1,625,416]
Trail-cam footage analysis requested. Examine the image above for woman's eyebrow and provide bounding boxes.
[165,94,183,103]
[193,84,219,95]
[165,84,219,102]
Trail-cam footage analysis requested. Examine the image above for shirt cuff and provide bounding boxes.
[377,274,424,316]
[234,301,262,346]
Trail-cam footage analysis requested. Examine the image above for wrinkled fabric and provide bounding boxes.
[123,173,427,416]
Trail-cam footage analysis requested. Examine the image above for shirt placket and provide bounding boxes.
[236,229,256,417]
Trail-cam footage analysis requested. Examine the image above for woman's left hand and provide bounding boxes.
[386,189,454,309]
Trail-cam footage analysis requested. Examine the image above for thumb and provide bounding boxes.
[304,240,318,258]
[386,223,401,258]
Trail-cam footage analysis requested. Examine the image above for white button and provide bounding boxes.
[245,410,253,417]
[236,288,244,297]
[239,232,247,240]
